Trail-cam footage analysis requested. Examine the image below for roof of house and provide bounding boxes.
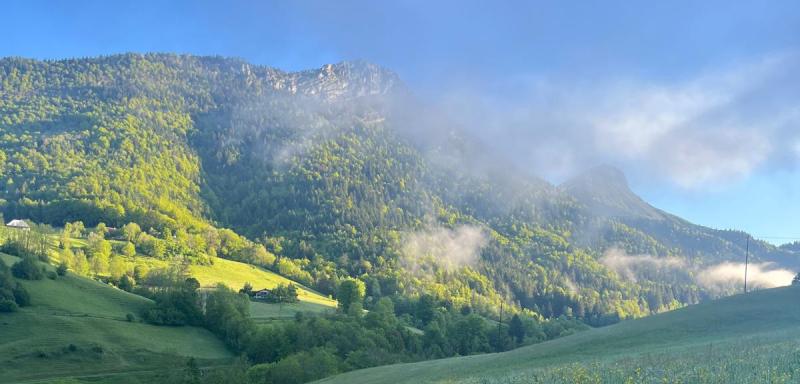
[5,219,30,228]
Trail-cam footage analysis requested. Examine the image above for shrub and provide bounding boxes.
[12,283,30,307]
[0,241,30,258]
[46,271,58,280]
[56,261,68,276]
[11,258,44,280]
[126,313,136,322]
[118,275,135,292]
[0,299,18,312]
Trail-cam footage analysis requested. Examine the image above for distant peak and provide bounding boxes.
[560,165,664,220]
[292,60,404,101]
[561,165,629,191]
[578,165,629,188]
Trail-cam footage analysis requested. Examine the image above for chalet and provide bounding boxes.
[5,219,30,230]
[253,289,273,300]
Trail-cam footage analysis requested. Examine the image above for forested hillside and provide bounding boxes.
[0,53,796,328]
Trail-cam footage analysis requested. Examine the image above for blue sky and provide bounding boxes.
[4,0,800,243]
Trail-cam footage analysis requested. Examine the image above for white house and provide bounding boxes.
[5,219,30,230]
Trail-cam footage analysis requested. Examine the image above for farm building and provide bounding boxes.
[253,289,273,300]
[5,219,30,230]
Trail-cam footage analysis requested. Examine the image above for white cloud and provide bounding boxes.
[436,52,800,188]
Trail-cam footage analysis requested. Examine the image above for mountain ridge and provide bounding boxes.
[0,53,796,326]
[560,164,666,221]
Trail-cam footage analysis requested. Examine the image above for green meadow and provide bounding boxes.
[188,257,336,308]
[319,286,800,384]
[0,253,232,384]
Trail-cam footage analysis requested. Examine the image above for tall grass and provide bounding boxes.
[464,336,800,384]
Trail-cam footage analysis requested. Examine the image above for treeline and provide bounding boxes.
[0,225,72,312]
[138,268,585,384]
[49,219,312,289]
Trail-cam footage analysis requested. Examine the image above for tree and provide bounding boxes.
[119,274,135,291]
[88,232,112,260]
[451,314,490,355]
[109,256,127,280]
[270,283,299,304]
[0,300,18,313]
[91,252,110,275]
[95,222,108,237]
[12,283,30,306]
[249,348,340,384]
[240,282,254,296]
[59,231,72,250]
[122,222,142,242]
[336,278,365,313]
[134,264,149,280]
[122,241,136,258]
[11,258,44,280]
[74,250,90,276]
[86,231,111,275]
[415,294,437,325]
[509,314,525,344]
[793,273,800,286]
[364,297,396,329]
[56,261,68,276]
[60,247,74,269]
[65,221,85,238]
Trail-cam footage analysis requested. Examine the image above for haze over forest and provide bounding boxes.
[0,2,799,384]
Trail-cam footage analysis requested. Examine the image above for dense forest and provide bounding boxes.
[0,53,796,329]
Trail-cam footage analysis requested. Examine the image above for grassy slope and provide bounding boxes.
[61,234,337,309]
[189,257,337,308]
[319,286,800,384]
[0,254,232,384]
[132,256,336,321]
[249,300,332,323]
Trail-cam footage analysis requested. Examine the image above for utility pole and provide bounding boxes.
[744,236,749,294]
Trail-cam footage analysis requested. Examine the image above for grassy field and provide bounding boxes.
[135,256,337,321]
[0,254,233,384]
[249,300,332,323]
[318,286,800,384]
[189,257,336,308]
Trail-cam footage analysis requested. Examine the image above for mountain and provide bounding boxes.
[318,285,800,384]
[562,165,799,269]
[0,53,796,327]
[560,165,664,221]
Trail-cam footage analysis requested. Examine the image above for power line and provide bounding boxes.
[751,235,800,240]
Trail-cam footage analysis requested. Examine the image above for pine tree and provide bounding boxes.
[509,314,525,344]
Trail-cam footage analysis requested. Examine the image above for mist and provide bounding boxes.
[401,224,488,273]
[600,248,795,292]
[696,262,795,292]
[600,248,687,282]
